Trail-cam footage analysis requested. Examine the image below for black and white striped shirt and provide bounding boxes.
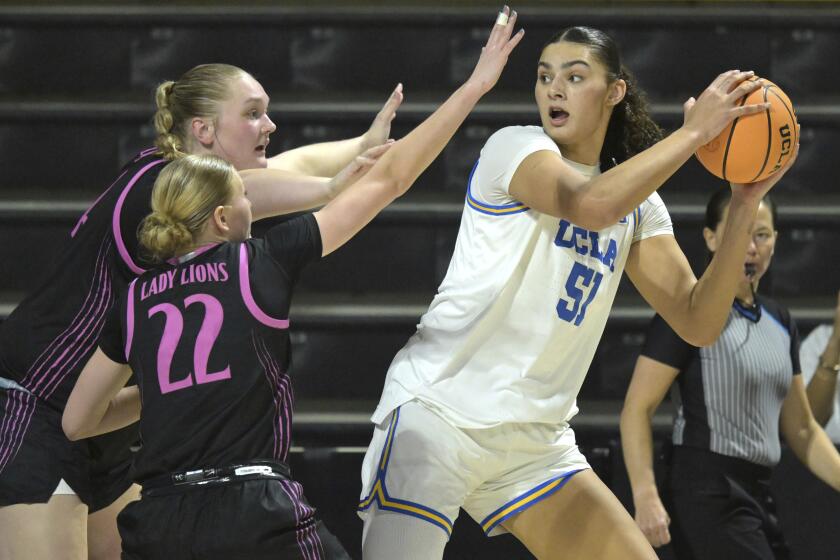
[642,296,801,467]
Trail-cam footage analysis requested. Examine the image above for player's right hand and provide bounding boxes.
[466,6,524,95]
[634,494,672,548]
[682,70,768,146]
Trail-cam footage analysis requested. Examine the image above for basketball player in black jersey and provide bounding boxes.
[61,11,523,558]
[0,61,400,559]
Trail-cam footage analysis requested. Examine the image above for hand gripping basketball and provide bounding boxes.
[696,76,799,183]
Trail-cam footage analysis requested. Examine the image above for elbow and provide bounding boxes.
[62,423,84,442]
[674,322,720,348]
[685,332,718,348]
[620,402,655,428]
[566,196,626,231]
[61,413,86,441]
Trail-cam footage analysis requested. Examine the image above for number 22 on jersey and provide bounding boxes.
[148,293,231,394]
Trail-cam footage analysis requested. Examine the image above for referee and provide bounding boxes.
[620,188,840,559]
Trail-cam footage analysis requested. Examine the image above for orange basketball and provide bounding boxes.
[696,78,798,183]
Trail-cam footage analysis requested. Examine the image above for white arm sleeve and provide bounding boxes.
[470,126,560,207]
[633,192,674,243]
[800,325,833,384]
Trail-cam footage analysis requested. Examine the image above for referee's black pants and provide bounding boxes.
[667,446,790,560]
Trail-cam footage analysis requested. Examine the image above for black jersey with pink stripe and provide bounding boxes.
[0,149,166,412]
[98,214,321,483]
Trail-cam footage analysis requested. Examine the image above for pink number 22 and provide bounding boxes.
[148,293,231,394]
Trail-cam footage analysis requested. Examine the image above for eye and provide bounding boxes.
[248,109,260,119]
[569,74,583,83]
[538,73,552,84]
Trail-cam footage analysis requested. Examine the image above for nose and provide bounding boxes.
[746,236,759,256]
[263,115,277,134]
[549,76,565,100]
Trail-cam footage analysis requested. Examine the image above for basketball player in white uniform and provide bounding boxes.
[359,25,799,560]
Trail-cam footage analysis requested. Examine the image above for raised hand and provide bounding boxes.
[362,84,404,150]
[682,70,769,146]
[466,6,524,95]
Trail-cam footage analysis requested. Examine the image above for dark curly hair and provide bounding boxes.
[545,27,664,169]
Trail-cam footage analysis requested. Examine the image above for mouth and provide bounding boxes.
[255,138,270,154]
[744,263,758,279]
[548,108,569,126]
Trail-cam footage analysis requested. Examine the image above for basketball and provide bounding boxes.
[696,77,798,183]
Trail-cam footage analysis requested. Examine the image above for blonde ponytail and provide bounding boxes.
[153,81,187,160]
[151,64,250,161]
[139,154,238,261]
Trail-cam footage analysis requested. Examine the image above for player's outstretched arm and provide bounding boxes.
[242,141,393,220]
[268,84,403,176]
[781,375,840,492]
[806,291,840,425]
[510,71,769,230]
[314,7,524,257]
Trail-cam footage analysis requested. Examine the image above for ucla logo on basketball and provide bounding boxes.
[771,124,792,174]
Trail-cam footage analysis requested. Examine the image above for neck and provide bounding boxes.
[178,231,226,258]
[557,114,611,167]
[735,282,757,306]
[558,141,601,167]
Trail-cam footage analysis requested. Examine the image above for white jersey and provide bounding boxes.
[800,324,840,443]
[372,126,673,428]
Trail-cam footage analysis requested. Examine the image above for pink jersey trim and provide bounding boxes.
[238,243,290,329]
[124,279,137,361]
[112,159,166,275]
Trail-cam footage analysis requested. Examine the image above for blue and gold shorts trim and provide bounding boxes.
[479,469,584,535]
[357,407,455,537]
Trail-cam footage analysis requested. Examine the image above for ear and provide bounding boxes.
[702,226,717,253]
[190,117,215,147]
[607,78,627,107]
[210,205,230,235]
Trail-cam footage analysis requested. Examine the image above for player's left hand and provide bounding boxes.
[362,83,404,150]
[329,141,395,195]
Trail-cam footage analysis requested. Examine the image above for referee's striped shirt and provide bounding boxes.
[642,296,801,467]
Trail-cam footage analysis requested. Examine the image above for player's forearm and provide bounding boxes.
[268,136,366,177]
[680,195,761,346]
[620,405,662,504]
[241,169,335,220]
[90,386,141,438]
[567,128,703,230]
[807,369,839,426]
[64,386,140,440]
[797,422,840,492]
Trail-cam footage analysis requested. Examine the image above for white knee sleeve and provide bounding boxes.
[362,505,449,560]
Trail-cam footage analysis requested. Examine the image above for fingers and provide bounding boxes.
[377,83,403,121]
[488,6,517,47]
[727,76,763,101]
[505,27,525,54]
[731,102,771,118]
[723,70,756,94]
[709,69,740,90]
[362,141,394,159]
